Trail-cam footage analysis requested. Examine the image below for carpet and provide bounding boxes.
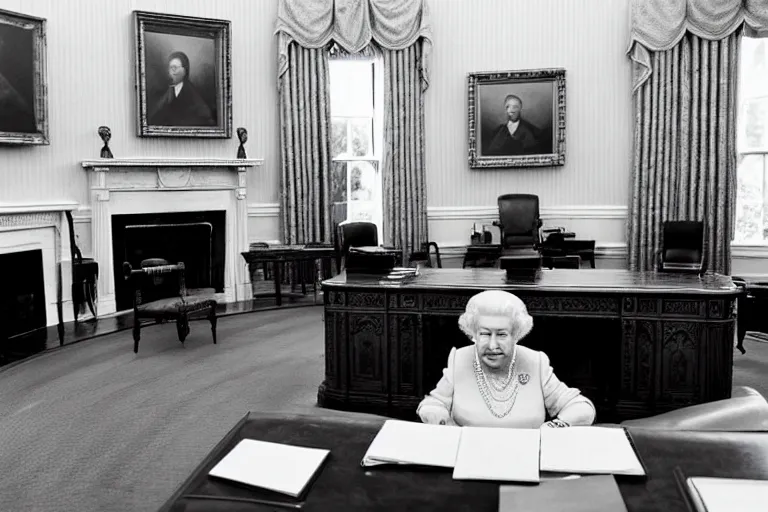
[0,308,766,512]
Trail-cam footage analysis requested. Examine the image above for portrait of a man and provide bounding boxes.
[134,11,231,138]
[0,9,47,145]
[485,94,543,156]
[468,69,565,168]
[148,50,216,127]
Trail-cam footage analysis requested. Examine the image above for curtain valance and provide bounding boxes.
[629,0,768,91]
[275,0,433,82]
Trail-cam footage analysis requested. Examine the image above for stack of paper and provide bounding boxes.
[362,420,540,483]
[208,439,330,498]
[362,419,463,468]
[686,477,768,512]
[453,427,540,483]
[539,426,645,476]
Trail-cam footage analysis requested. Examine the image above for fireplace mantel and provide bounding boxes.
[82,157,263,316]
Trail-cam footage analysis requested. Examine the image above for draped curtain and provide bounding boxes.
[627,0,768,274]
[275,0,433,257]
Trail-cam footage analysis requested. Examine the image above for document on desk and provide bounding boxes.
[499,475,628,512]
[539,426,645,476]
[361,420,462,468]
[685,477,768,512]
[208,439,330,498]
[453,427,540,483]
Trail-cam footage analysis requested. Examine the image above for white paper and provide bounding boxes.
[208,439,330,497]
[453,427,540,482]
[362,419,463,468]
[539,426,645,476]
[688,477,768,512]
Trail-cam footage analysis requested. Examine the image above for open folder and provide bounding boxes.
[539,426,645,476]
[208,439,330,499]
[362,421,646,481]
[362,420,540,483]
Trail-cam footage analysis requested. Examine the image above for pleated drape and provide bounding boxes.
[381,43,429,264]
[628,32,740,274]
[278,43,332,244]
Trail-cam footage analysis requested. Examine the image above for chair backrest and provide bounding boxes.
[124,258,185,305]
[659,220,705,273]
[661,221,704,264]
[497,194,541,248]
[339,221,379,258]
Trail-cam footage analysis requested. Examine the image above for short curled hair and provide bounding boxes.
[458,290,533,343]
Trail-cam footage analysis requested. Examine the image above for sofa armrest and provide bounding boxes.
[621,387,768,431]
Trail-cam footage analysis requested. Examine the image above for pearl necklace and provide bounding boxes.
[473,348,521,418]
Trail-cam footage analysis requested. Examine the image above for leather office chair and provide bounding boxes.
[657,220,707,275]
[338,221,378,270]
[620,386,768,431]
[493,194,543,252]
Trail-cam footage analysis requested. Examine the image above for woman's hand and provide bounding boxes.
[542,418,570,428]
[419,410,455,426]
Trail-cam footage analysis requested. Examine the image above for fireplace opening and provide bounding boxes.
[112,211,226,311]
[0,249,47,365]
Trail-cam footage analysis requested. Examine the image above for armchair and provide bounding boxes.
[493,194,542,252]
[657,220,707,275]
[337,220,379,270]
[123,259,217,354]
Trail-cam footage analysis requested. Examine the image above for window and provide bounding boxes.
[735,35,768,243]
[328,57,384,238]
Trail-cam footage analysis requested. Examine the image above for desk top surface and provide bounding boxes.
[322,268,738,295]
[159,411,768,512]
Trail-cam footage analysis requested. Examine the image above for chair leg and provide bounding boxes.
[209,305,217,344]
[177,315,189,343]
[133,318,141,354]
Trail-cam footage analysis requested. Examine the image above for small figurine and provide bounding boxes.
[236,127,248,159]
[98,126,113,158]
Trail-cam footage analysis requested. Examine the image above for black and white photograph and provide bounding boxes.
[468,68,565,168]
[0,8,48,145]
[133,11,231,138]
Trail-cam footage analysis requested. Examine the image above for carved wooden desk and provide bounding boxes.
[319,269,739,423]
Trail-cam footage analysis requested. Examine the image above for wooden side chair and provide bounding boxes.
[123,259,217,353]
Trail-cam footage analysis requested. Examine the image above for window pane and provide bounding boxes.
[331,119,348,159]
[330,161,348,203]
[350,118,372,156]
[329,60,373,117]
[740,98,768,151]
[735,154,765,242]
[349,161,376,202]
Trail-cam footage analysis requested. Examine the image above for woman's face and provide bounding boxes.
[474,314,516,370]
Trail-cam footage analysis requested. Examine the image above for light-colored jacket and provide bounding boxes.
[416,345,596,428]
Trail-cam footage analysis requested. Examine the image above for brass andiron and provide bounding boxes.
[236,127,248,159]
[98,126,113,158]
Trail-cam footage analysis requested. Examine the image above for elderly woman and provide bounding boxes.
[417,290,595,428]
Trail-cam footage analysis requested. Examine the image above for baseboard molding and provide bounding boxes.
[247,203,281,218]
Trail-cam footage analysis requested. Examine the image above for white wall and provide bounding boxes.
[0,0,280,249]
[424,0,633,265]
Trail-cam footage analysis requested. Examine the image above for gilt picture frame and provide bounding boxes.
[468,68,566,169]
[0,9,48,145]
[133,11,232,138]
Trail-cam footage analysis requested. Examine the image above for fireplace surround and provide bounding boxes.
[81,158,262,316]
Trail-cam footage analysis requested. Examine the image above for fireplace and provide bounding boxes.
[82,158,263,316]
[112,210,226,312]
[0,249,47,364]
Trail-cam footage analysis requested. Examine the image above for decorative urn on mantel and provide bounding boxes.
[81,157,263,316]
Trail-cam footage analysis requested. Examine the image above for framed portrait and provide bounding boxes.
[468,68,565,169]
[0,9,48,145]
[133,11,232,138]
